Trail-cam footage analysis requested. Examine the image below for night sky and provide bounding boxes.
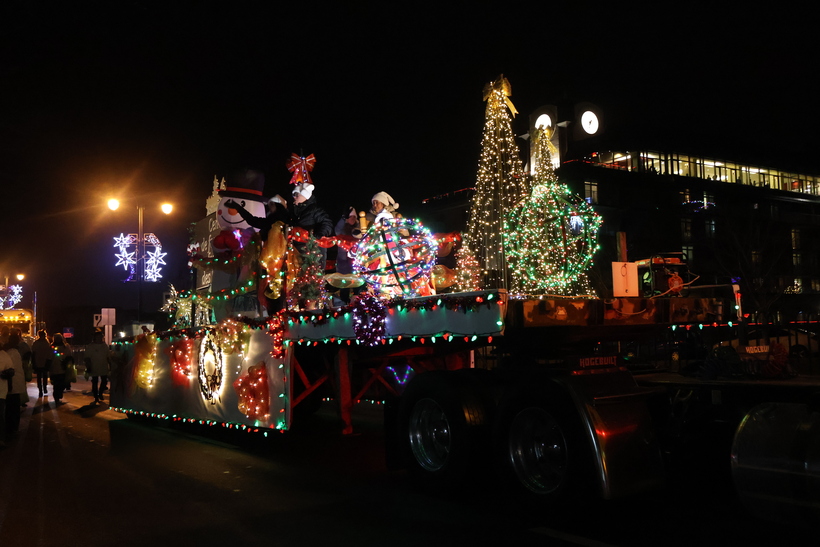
[2,2,817,333]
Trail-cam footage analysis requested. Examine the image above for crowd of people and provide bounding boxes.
[0,327,111,449]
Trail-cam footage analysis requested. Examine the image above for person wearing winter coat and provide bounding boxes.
[224,194,291,242]
[3,334,27,436]
[367,191,400,225]
[31,330,53,397]
[49,334,71,404]
[84,331,111,405]
[0,349,14,446]
[290,182,333,267]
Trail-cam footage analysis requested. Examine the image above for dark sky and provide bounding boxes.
[2,2,817,329]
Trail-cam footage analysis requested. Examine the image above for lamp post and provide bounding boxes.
[108,199,173,323]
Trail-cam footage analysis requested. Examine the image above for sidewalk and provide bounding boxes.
[23,372,124,419]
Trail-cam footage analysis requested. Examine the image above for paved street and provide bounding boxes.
[0,376,812,547]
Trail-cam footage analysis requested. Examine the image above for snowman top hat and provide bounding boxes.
[220,169,266,200]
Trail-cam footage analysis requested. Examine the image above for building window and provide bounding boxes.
[812,279,820,292]
[793,253,802,267]
[705,219,716,238]
[584,181,598,204]
[791,228,801,249]
[703,191,715,208]
[680,188,691,204]
[682,245,694,265]
[681,218,692,242]
[752,250,761,265]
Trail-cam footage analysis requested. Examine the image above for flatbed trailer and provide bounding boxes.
[110,289,820,522]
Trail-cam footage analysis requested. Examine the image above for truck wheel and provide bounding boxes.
[399,371,491,483]
[495,393,592,502]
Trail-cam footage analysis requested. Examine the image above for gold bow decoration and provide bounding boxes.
[483,75,517,117]
[531,127,559,167]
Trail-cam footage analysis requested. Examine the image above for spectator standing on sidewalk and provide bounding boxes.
[0,349,13,446]
[3,333,26,436]
[14,328,32,404]
[62,336,75,391]
[84,331,111,405]
[49,334,70,404]
[31,330,53,397]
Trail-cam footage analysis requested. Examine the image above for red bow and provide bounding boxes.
[286,153,316,186]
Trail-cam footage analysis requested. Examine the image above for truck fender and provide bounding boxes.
[554,375,666,499]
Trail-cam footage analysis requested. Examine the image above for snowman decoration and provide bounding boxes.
[211,169,267,255]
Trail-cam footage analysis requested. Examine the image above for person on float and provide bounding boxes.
[290,182,333,268]
[225,194,292,314]
[224,194,290,242]
[366,191,400,226]
[332,206,360,303]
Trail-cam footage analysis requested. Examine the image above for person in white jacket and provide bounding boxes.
[0,349,13,447]
[3,333,27,437]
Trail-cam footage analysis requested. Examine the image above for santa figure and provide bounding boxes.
[212,169,267,254]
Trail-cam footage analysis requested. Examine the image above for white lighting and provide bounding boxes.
[535,113,552,130]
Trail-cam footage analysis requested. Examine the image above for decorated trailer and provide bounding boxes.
[111,288,731,501]
[111,77,820,517]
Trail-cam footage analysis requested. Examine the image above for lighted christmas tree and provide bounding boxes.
[505,127,601,296]
[287,233,326,310]
[459,75,530,290]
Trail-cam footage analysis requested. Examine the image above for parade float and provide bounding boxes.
[107,77,820,523]
[108,75,609,435]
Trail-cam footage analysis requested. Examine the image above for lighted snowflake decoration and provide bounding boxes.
[144,248,167,282]
[112,232,167,282]
[0,285,23,310]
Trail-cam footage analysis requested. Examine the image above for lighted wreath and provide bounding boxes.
[351,294,387,346]
[198,329,224,403]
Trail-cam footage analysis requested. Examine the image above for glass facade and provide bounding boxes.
[585,151,820,196]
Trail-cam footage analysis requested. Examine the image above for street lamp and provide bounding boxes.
[108,199,173,322]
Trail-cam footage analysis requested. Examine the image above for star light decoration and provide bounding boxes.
[112,232,167,282]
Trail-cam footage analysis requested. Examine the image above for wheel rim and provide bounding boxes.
[507,406,568,494]
[408,397,451,472]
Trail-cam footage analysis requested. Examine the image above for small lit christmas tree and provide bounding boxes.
[505,127,601,296]
[287,233,326,310]
[459,75,531,290]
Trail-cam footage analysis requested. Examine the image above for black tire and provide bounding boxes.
[493,388,594,503]
[397,370,492,484]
